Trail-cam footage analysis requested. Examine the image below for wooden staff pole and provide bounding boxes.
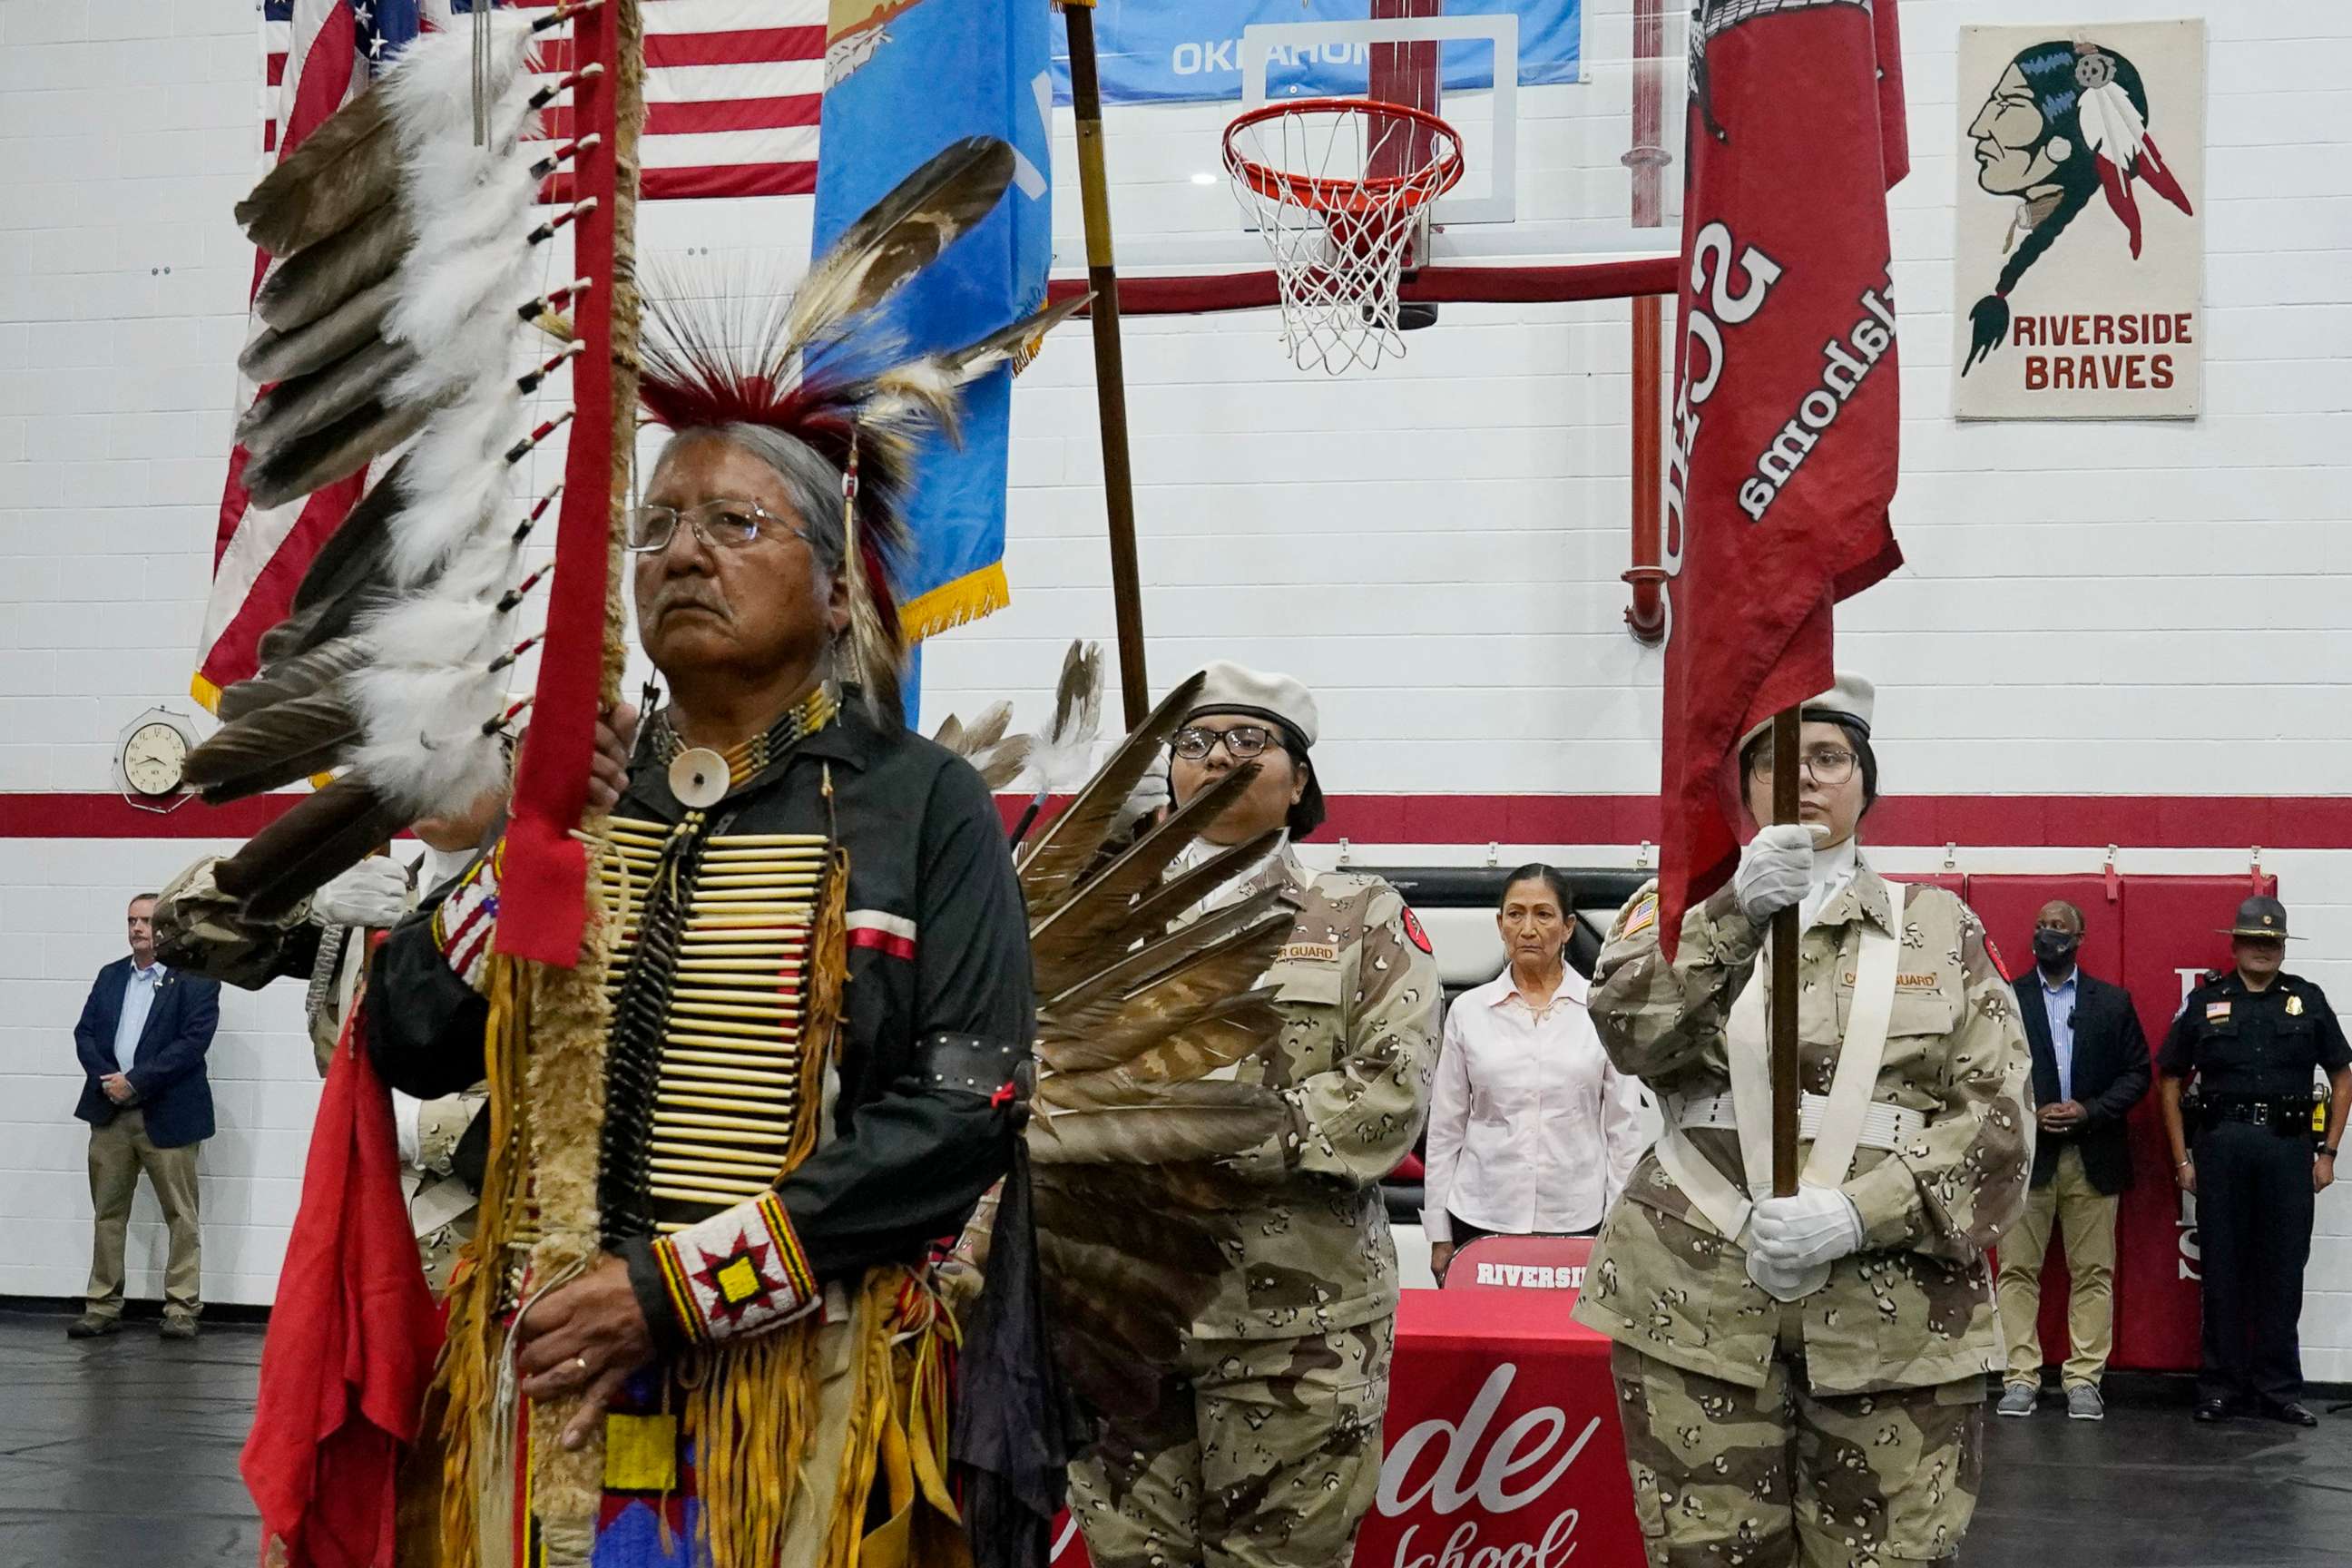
[1769,705,1803,1197]
[1061,0,1149,728]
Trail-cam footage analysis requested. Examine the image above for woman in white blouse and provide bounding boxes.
[1423,865,1649,1282]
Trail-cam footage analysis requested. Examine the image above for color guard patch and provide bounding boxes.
[1622,893,1659,938]
[1281,942,1338,964]
[1845,971,1946,991]
[1401,907,1434,956]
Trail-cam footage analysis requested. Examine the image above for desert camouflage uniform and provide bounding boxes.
[1569,863,2032,1567]
[406,1090,486,1294]
[1070,851,1441,1568]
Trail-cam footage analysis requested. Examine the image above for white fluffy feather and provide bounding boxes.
[377,13,539,174]
[330,11,546,822]
[384,384,518,584]
[348,657,510,816]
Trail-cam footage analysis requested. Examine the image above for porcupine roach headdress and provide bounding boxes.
[178,5,605,920]
[632,135,1089,725]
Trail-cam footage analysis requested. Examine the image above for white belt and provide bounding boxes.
[1674,1091,1925,1154]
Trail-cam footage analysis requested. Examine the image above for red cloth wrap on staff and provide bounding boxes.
[497,2,623,967]
[240,971,443,1568]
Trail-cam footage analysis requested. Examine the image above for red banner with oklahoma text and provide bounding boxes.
[1654,0,1909,955]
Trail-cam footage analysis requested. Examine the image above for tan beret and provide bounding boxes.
[1738,671,1875,753]
[1184,661,1319,749]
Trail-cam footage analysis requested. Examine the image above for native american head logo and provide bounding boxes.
[1688,0,1873,143]
[1960,39,2194,375]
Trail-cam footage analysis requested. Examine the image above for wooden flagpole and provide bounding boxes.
[1769,705,1803,1197]
[513,0,643,1557]
[1059,0,1149,728]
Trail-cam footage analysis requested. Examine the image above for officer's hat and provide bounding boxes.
[1738,672,1875,753]
[2219,895,2301,941]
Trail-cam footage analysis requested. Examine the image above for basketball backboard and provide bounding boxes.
[1045,1,1689,283]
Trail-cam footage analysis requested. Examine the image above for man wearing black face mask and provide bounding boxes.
[1995,900,2151,1421]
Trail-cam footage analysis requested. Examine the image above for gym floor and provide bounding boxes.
[2,1309,2347,1566]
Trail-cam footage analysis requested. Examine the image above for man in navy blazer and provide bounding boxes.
[1994,899,2151,1421]
[69,892,220,1339]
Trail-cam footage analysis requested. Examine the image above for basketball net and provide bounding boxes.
[1224,99,1464,374]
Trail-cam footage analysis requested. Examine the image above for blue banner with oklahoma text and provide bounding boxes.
[816,0,1054,671]
[1050,0,1583,105]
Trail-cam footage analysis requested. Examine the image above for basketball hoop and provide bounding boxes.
[1222,97,1465,373]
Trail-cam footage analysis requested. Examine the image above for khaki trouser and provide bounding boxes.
[1994,1142,2119,1390]
[83,1108,202,1321]
[1070,1318,1394,1568]
[1611,1335,1984,1566]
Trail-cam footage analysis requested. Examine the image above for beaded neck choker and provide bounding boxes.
[652,683,838,791]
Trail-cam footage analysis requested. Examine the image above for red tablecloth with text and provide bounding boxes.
[1050,1289,1648,1567]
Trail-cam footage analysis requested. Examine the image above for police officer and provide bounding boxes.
[2159,896,2352,1426]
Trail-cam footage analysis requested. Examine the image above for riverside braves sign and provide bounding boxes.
[1953,20,2206,418]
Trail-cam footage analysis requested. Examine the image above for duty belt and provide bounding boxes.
[2202,1096,2315,1135]
[1673,1091,1926,1153]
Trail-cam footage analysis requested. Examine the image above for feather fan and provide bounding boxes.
[1029,640,1106,794]
[253,203,413,333]
[1016,671,1205,921]
[984,676,1312,1430]
[194,13,548,921]
[930,701,1032,791]
[234,89,399,257]
[211,776,405,923]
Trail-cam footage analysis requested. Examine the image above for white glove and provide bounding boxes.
[1748,1184,1866,1272]
[1733,824,1815,925]
[1745,1252,1818,1299]
[311,856,412,929]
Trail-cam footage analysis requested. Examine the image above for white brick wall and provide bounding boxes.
[5,0,2352,1371]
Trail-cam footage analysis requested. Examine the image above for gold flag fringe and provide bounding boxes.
[896,561,1011,647]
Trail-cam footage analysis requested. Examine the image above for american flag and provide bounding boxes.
[198,0,825,706]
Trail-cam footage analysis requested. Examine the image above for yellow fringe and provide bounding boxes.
[896,563,1010,646]
[425,950,531,1568]
[190,671,223,716]
[820,1272,908,1568]
[681,1325,822,1568]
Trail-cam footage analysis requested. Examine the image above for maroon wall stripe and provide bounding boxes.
[5,791,2346,849]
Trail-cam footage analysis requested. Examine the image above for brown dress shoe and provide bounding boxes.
[65,1313,120,1339]
[160,1317,200,1341]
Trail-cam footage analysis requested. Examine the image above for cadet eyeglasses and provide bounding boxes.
[1172,724,1282,761]
[625,499,808,554]
[1750,745,1859,785]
